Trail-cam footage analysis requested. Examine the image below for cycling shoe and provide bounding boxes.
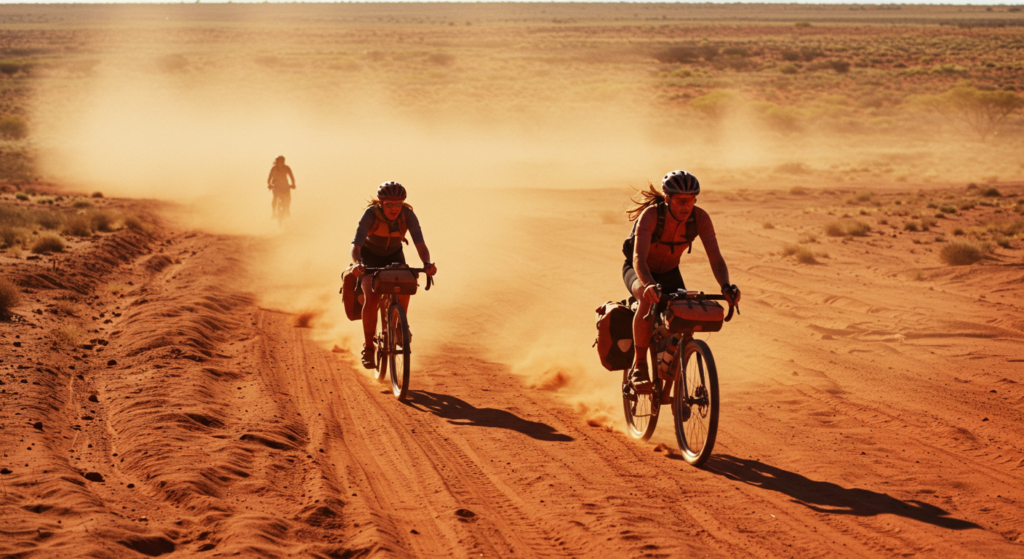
[629,366,653,394]
[361,344,376,369]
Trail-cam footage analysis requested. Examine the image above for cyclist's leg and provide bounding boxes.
[360,274,380,347]
[271,191,279,218]
[280,190,291,217]
[624,262,652,374]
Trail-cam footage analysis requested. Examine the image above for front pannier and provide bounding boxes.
[665,299,724,333]
[373,269,419,296]
[595,301,636,371]
[340,267,364,321]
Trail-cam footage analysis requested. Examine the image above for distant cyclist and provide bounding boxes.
[267,155,296,219]
[351,181,437,369]
[623,170,741,392]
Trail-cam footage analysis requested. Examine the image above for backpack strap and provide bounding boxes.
[654,204,698,255]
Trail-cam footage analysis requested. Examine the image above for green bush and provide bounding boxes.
[825,220,871,237]
[940,241,985,265]
[15,192,28,201]
[0,276,20,319]
[0,115,28,140]
[31,234,64,254]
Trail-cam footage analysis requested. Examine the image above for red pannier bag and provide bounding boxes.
[373,268,419,296]
[665,299,724,333]
[340,266,364,321]
[595,301,636,371]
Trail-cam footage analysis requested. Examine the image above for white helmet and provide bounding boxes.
[662,170,700,196]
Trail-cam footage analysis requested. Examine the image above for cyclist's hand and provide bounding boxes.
[722,284,741,306]
[642,284,660,305]
[352,263,365,278]
[425,262,437,276]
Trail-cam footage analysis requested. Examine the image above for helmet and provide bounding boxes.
[662,170,700,196]
[377,181,407,200]
[275,155,285,163]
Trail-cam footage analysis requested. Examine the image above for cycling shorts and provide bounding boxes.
[362,247,406,268]
[622,260,685,295]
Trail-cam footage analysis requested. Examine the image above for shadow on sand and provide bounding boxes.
[404,390,573,442]
[705,454,979,530]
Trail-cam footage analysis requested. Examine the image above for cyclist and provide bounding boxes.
[623,170,741,393]
[267,155,296,219]
[351,181,437,369]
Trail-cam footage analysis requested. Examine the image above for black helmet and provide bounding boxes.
[377,181,407,200]
[662,170,700,196]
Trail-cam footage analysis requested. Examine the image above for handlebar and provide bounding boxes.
[642,285,740,322]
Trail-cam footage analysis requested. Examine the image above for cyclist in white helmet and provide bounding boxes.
[621,170,741,392]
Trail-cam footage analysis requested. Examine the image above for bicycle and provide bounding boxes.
[362,264,433,400]
[622,287,738,466]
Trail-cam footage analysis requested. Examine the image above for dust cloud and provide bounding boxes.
[26,26,1017,428]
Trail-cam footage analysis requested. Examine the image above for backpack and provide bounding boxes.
[622,202,698,260]
[595,300,636,371]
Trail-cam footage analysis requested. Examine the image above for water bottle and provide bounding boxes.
[656,337,679,380]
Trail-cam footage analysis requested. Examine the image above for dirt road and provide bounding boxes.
[2,187,1022,557]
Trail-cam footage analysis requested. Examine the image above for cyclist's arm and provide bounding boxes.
[267,168,274,187]
[351,208,375,260]
[287,166,295,189]
[631,207,658,288]
[414,242,431,266]
[351,244,362,264]
[406,210,435,273]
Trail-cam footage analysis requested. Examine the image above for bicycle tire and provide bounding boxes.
[673,339,719,466]
[373,300,388,382]
[622,365,661,441]
[388,303,410,400]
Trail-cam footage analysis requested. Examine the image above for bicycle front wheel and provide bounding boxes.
[673,339,719,466]
[388,303,410,400]
[622,368,661,441]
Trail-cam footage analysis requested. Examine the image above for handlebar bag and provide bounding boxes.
[373,269,419,296]
[666,299,724,333]
[595,301,635,371]
[340,268,364,321]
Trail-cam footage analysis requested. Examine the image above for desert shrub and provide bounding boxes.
[54,300,79,316]
[904,221,919,232]
[995,236,1013,249]
[827,60,851,73]
[0,61,32,76]
[939,205,957,214]
[15,192,28,201]
[778,64,799,75]
[795,22,811,28]
[63,215,92,237]
[91,191,103,198]
[31,234,64,254]
[722,46,749,57]
[763,222,775,229]
[782,244,818,264]
[940,241,985,265]
[691,90,742,119]
[0,115,28,140]
[789,186,808,195]
[0,226,26,248]
[798,233,818,244]
[917,86,1024,140]
[0,276,20,319]
[654,44,719,64]
[987,220,1024,237]
[935,235,946,242]
[72,199,92,209]
[825,220,871,237]
[967,183,978,190]
[123,214,147,232]
[981,187,1002,197]
[53,324,84,348]
[953,227,965,236]
[36,210,62,230]
[920,216,938,230]
[90,210,116,232]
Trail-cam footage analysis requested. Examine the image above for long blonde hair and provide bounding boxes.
[626,182,664,222]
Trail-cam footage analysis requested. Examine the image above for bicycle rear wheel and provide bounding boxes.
[373,301,388,382]
[673,339,719,466]
[622,365,661,441]
[387,303,410,400]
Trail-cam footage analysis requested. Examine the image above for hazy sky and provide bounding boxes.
[1,0,1020,6]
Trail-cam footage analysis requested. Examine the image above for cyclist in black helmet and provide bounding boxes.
[351,181,437,369]
[622,170,741,393]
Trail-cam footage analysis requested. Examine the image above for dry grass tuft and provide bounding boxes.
[0,277,20,319]
[940,241,985,266]
[31,234,65,254]
[53,324,84,348]
[825,220,871,237]
[782,244,819,264]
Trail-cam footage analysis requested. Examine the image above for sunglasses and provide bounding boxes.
[381,200,404,209]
